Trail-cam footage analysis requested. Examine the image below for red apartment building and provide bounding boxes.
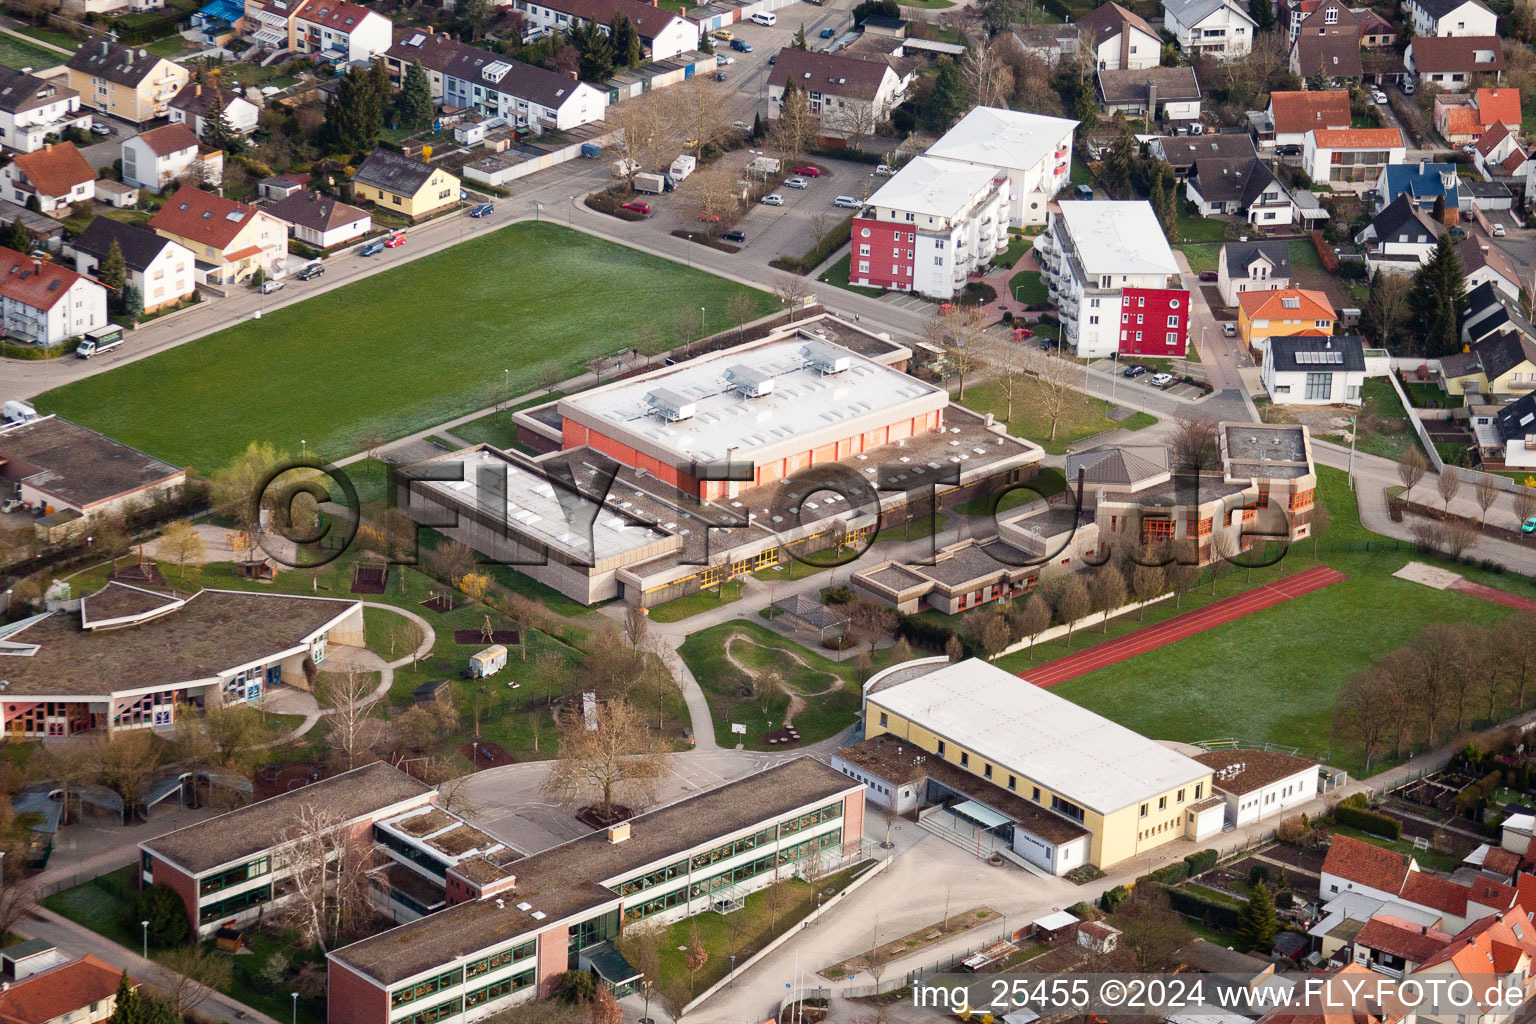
[1117,286,1191,357]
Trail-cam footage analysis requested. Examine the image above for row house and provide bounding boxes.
[513,0,699,60]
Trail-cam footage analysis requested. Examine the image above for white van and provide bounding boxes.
[2,400,38,425]
[750,10,776,24]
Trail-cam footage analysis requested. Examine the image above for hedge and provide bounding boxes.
[1100,885,1130,911]
[1311,230,1339,274]
[114,11,187,43]
[1164,885,1241,930]
[770,213,853,274]
[813,145,881,165]
[1184,849,1220,876]
[1151,862,1188,885]
[897,612,956,652]
[1334,803,1401,840]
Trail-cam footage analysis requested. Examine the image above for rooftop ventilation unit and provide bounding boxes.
[800,341,850,375]
[724,364,775,398]
[645,388,696,422]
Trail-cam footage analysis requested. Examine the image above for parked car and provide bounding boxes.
[260,279,285,294]
[1074,184,1093,200]
[297,262,324,280]
[698,213,720,222]
[722,229,747,243]
[820,27,835,37]
[730,38,752,51]
[1150,372,1174,387]
[1449,225,1467,240]
[384,232,406,247]
[1493,223,1507,238]
[470,203,494,218]
[833,195,861,208]
[1371,88,1388,104]
[1401,78,1416,95]
[714,70,727,81]
[1222,322,1237,337]
[785,176,809,189]
[767,54,776,64]
[89,123,112,136]
[761,193,784,205]
[796,166,821,177]
[875,163,894,176]
[1198,270,1218,282]
[622,201,652,214]
[712,28,734,40]
[1524,516,1536,535]
[361,241,385,256]
[1277,144,1303,157]
[1011,327,1033,340]
[716,54,735,65]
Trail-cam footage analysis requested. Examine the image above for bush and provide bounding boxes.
[123,883,187,947]
[1152,862,1188,884]
[1100,885,1130,911]
[1311,230,1339,273]
[897,612,956,652]
[1479,559,1505,574]
[1164,884,1241,930]
[824,584,855,605]
[1338,260,1368,280]
[1183,849,1220,875]
[813,145,881,165]
[1334,802,1402,840]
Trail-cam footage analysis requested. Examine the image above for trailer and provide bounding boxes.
[669,154,697,181]
[634,171,667,194]
[611,158,640,178]
[581,142,602,158]
[466,645,508,679]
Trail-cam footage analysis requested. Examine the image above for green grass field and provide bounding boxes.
[960,380,1156,455]
[1175,243,1223,274]
[0,33,66,69]
[818,253,886,298]
[1009,270,1047,305]
[35,223,778,469]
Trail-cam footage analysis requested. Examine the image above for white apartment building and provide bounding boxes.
[1162,0,1255,59]
[0,248,107,347]
[1303,127,1406,191]
[848,155,1011,299]
[0,68,90,155]
[1404,0,1497,37]
[1036,201,1185,359]
[923,105,1077,226]
[514,0,699,60]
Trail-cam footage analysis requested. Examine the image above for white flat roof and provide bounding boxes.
[926,106,1078,173]
[559,336,941,465]
[866,155,1001,220]
[868,659,1210,814]
[1055,200,1180,277]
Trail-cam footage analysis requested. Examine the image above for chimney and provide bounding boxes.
[1418,159,1426,174]
[195,83,202,97]
[606,822,631,844]
[43,142,51,152]
[425,24,432,32]
[569,69,578,80]
[100,40,108,55]
[1146,78,1157,118]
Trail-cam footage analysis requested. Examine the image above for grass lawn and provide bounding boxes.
[1009,269,1047,305]
[12,25,77,50]
[1288,239,1327,277]
[1005,466,1525,775]
[0,33,65,68]
[1354,377,1423,460]
[754,550,837,582]
[1176,243,1223,274]
[960,380,1157,456]
[648,580,745,622]
[1070,158,1091,187]
[35,223,779,469]
[145,35,192,58]
[678,620,879,748]
[995,234,1033,269]
[818,253,886,298]
[1402,380,1460,410]
[1330,823,1461,872]
[42,866,137,949]
[1174,215,1231,243]
[873,511,947,544]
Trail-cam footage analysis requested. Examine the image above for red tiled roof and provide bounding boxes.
[134,123,199,158]
[1442,107,1486,138]
[1478,87,1521,128]
[10,142,94,199]
[1400,871,1469,916]
[1256,963,1409,1024]
[1321,834,1412,894]
[1312,128,1405,149]
[0,248,98,312]
[1418,908,1536,998]
[1409,35,1506,74]
[1468,876,1518,911]
[1485,847,1523,877]
[298,0,376,31]
[0,955,126,1024]
[1269,89,1350,135]
[1239,287,1336,322]
[149,186,264,250]
[1355,915,1453,963]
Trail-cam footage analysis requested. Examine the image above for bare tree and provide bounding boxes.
[1131,561,1165,619]
[1399,448,1428,504]
[541,696,672,819]
[1056,574,1090,647]
[91,729,168,822]
[1170,415,1222,475]
[960,41,1015,107]
[535,361,565,394]
[727,290,755,339]
[993,343,1028,424]
[318,669,381,771]
[1090,563,1126,631]
[689,166,743,226]
[1016,593,1051,656]
[848,599,898,656]
[615,928,662,1024]
[1475,473,1500,526]
[864,918,895,995]
[828,101,880,151]
[158,945,234,1017]
[1437,467,1462,515]
[1514,487,1536,537]
[1366,271,1412,352]
[807,211,833,254]
[775,274,809,318]
[1445,518,1479,561]
[606,92,673,189]
[770,82,816,161]
[1027,345,1086,443]
[158,520,205,578]
[1498,614,1536,711]
[1333,666,1398,771]
[275,805,372,952]
[666,75,730,160]
[876,799,901,847]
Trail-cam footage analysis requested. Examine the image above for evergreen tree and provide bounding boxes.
[458,0,490,39]
[2,216,29,253]
[1236,883,1279,950]
[1432,193,1446,223]
[121,284,142,323]
[610,14,641,67]
[1102,115,1135,195]
[322,63,385,155]
[793,22,808,48]
[99,238,127,294]
[1409,233,1467,357]
[921,57,968,132]
[1145,159,1178,237]
[396,60,435,129]
[108,974,143,1024]
[1072,85,1100,137]
[852,0,901,21]
[1248,0,1275,31]
[201,86,238,153]
[751,110,764,141]
[570,22,614,83]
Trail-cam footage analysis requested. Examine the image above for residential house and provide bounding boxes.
[0,953,129,1024]
[1356,193,1444,276]
[1036,200,1188,358]
[382,32,607,134]
[191,0,244,47]
[1355,7,1396,46]
[1405,36,1505,88]
[1261,335,1367,405]
[1489,391,1536,468]
[293,0,392,62]
[1217,240,1291,305]
[767,48,912,140]
[1463,281,1536,348]
[148,186,287,285]
[1162,0,1255,59]
[1351,915,1454,977]
[1303,127,1406,191]
[266,190,371,249]
[65,38,188,124]
[1291,31,1364,82]
[349,149,460,221]
[1010,23,1080,64]
[121,124,220,194]
[1413,909,1536,1022]
[1149,131,1256,179]
[1285,0,1354,46]
[849,155,1010,299]
[1435,87,1521,145]
[513,0,699,60]
[1440,321,1536,396]
[1267,89,1350,148]
[0,67,89,155]
[1185,156,1293,225]
[1237,287,1335,355]
[168,82,260,137]
[0,248,107,346]
[71,217,196,313]
[1460,236,1522,300]
[1077,1,1162,70]
[241,0,307,53]
[1192,749,1320,827]
[1321,834,1519,933]
[922,105,1078,225]
[1379,160,1466,211]
[0,142,95,215]
[1095,66,1201,123]
[1475,121,1528,179]
[1404,0,1498,36]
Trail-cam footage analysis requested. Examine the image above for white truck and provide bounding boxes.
[3,399,38,424]
[634,171,667,194]
[76,324,123,359]
[612,158,640,178]
[670,154,697,181]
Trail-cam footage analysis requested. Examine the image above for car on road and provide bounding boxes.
[712,28,734,39]
[89,123,112,136]
[722,229,746,243]
[297,262,324,280]
[1525,516,1536,535]
[622,201,652,214]
[730,38,752,51]
[761,193,784,205]
[1222,323,1237,337]
[360,241,385,256]
[796,166,822,177]
[1150,372,1174,387]
[1371,87,1388,104]
[1198,270,1218,281]
[260,279,285,294]
[784,176,809,189]
[767,54,776,64]
[469,203,494,217]
[384,232,406,247]
[1494,223,1507,238]
[820,27,835,36]
[833,195,861,208]
[1123,364,1148,378]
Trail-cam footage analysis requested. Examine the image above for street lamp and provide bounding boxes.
[503,368,509,410]
[140,920,148,959]
[700,306,706,335]
[1347,415,1359,482]
[291,992,299,1024]
[300,439,307,462]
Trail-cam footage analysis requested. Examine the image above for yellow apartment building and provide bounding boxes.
[66,39,189,124]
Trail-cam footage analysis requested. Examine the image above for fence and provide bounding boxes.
[1386,369,1445,474]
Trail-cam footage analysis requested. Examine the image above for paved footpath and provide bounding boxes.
[1021,566,1348,687]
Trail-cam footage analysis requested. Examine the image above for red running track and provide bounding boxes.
[1021,565,1349,688]
[1449,580,1536,612]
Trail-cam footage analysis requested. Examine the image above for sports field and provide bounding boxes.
[35,223,777,468]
